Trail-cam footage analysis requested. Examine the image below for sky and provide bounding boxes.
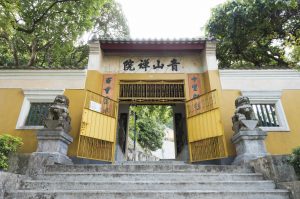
[116,0,226,39]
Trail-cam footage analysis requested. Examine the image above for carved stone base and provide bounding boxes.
[232,129,269,165]
[36,129,73,155]
[27,152,73,177]
[27,129,73,176]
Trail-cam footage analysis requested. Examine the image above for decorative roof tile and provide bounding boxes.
[98,37,215,44]
[0,65,86,70]
[97,37,212,52]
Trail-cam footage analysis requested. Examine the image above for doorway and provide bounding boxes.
[115,103,189,162]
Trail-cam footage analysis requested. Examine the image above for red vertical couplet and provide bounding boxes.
[188,73,201,100]
[101,74,116,99]
[101,74,116,116]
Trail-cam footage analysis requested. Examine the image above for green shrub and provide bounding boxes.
[288,146,300,176]
[0,134,23,170]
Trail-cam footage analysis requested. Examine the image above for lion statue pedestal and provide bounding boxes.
[231,96,269,165]
[27,95,73,176]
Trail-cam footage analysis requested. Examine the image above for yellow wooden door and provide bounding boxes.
[77,90,118,162]
[186,90,228,162]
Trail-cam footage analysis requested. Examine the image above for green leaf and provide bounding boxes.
[206,0,299,69]
[0,134,23,170]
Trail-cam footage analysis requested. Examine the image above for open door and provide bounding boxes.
[77,90,118,162]
[186,89,228,162]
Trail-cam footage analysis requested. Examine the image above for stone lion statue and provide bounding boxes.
[232,96,258,133]
[44,95,71,133]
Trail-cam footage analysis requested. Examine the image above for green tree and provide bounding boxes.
[288,146,300,176]
[291,45,300,68]
[0,0,105,67]
[128,105,173,151]
[136,119,165,152]
[0,0,130,68]
[93,0,130,39]
[206,0,300,69]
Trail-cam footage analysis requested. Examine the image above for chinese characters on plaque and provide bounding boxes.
[188,74,201,99]
[101,74,116,100]
[120,57,182,73]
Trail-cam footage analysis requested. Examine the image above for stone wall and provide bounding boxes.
[0,172,25,199]
[7,153,31,175]
[250,155,299,199]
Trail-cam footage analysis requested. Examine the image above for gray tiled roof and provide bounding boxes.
[98,37,215,44]
[0,65,86,70]
[220,66,292,70]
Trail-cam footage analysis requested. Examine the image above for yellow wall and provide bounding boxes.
[1,69,300,158]
[85,70,103,94]
[221,89,300,156]
[0,89,36,153]
[78,71,300,156]
[220,90,241,156]
[64,90,85,156]
[0,70,108,155]
[202,72,211,92]
[265,90,300,154]
[0,89,85,156]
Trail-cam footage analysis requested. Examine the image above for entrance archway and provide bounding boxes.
[76,80,227,164]
[115,80,188,162]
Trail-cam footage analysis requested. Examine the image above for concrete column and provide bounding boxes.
[203,41,218,71]
[201,41,222,92]
[87,40,102,71]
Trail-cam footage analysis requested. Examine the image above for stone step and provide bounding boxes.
[6,190,290,199]
[35,172,264,181]
[46,164,253,173]
[20,180,276,191]
[115,160,187,165]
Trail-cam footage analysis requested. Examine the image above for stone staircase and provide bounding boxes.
[5,161,290,199]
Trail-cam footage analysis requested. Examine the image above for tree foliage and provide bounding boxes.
[93,0,130,39]
[129,106,173,152]
[291,45,300,68]
[206,0,300,69]
[288,146,300,176]
[0,0,129,68]
[0,134,23,170]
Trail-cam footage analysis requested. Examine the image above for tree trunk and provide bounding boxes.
[27,40,37,67]
[1,33,19,67]
[10,41,19,67]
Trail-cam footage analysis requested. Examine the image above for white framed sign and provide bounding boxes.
[89,101,102,112]
[119,57,183,73]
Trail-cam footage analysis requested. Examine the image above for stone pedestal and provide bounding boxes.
[35,129,73,164]
[27,129,73,176]
[232,129,269,165]
[36,129,72,154]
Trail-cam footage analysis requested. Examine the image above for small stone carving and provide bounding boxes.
[232,96,259,133]
[44,95,71,133]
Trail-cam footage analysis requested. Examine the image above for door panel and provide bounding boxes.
[80,109,116,142]
[186,90,227,162]
[77,90,118,162]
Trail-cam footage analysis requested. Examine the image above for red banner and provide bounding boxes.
[188,74,201,99]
